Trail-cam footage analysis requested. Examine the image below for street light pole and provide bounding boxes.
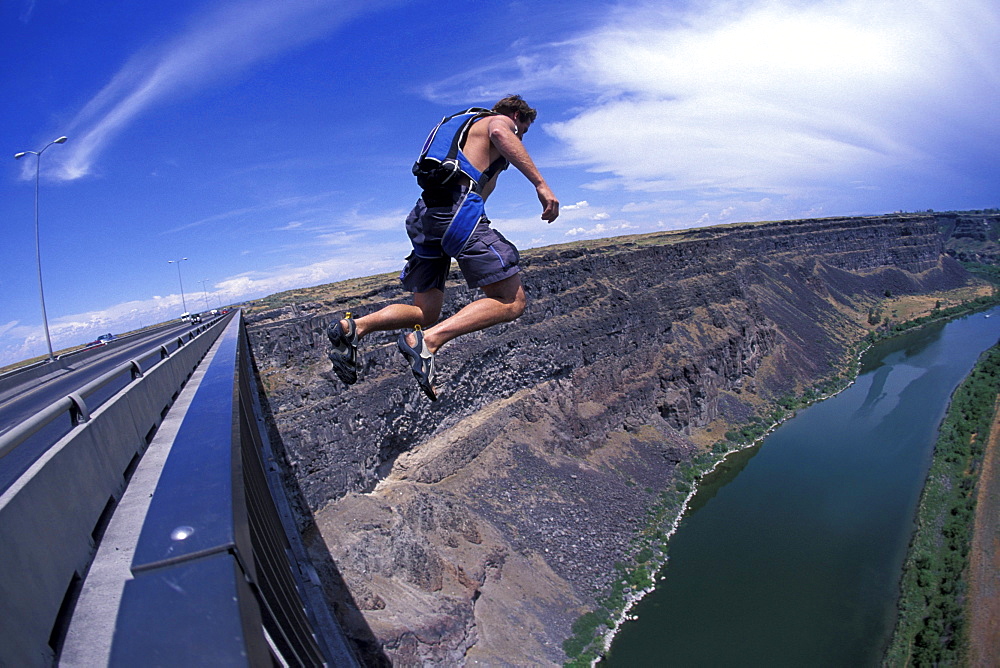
[14,136,68,362]
[199,279,210,313]
[168,258,189,315]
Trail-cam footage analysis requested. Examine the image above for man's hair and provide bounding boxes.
[492,94,537,123]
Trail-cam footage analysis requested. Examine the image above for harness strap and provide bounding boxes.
[414,108,509,194]
[441,189,485,257]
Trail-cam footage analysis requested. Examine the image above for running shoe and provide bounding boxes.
[397,327,437,401]
[327,313,359,385]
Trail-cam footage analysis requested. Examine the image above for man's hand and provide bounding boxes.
[537,184,559,222]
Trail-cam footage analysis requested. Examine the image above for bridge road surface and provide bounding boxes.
[0,321,208,493]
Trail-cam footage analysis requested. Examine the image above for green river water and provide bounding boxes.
[602,306,1000,666]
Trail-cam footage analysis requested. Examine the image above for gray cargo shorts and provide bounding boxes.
[399,198,520,293]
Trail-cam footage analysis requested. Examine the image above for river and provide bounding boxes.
[602,306,1000,666]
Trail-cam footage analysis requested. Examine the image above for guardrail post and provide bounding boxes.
[68,392,90,424]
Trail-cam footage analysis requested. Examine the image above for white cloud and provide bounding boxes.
[424,0,998,224]
[536,0,1000,206]
[564,221,637,238]
[44,0,392,181]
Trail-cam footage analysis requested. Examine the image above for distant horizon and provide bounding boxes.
[2,205,997,370]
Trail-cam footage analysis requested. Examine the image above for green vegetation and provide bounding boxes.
[884,343,1000,666]
[561,469,698,665]
[865,294,1000,345]
[869,305,885,325]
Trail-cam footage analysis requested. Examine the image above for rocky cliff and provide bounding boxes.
[938,210,1000,264]
[246,213,975,665]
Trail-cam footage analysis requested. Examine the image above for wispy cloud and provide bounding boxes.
[434,0,1000,221]
[49,0,394,181]
[547,0,1000,194]
[161,191,343,235]
[421,40,593,106]
[18,0,36,23]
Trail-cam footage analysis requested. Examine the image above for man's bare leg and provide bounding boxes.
[340,289,444,340]
[407,274,526,353]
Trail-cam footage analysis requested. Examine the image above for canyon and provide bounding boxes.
[245,211,992,665]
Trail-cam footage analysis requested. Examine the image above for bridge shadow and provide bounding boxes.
[251,361,390,668]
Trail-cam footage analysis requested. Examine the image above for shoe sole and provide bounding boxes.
[397,333,437,401]
[328,352,357,385]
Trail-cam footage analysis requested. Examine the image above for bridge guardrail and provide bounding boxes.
[0,317,228,491]
[0,313,232,666]
[110,313,358,665]
[0,316,224,408]
[0,319,202,399]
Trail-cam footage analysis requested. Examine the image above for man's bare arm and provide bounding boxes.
[488,117,560,222]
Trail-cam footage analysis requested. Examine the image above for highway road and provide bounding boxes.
[0,318,220,492]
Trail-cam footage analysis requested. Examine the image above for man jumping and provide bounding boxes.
[327,94,559,400]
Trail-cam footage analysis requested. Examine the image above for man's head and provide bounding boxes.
[493,94,537,134]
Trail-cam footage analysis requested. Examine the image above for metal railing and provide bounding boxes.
[1,318,224,467]
[0,319,203,401]
[1,310,358,666]
[106,315,358,665]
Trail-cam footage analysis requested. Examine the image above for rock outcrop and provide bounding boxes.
[246,213,974,665]
[939,211,1000,264]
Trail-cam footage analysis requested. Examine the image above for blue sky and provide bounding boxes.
[2,0,998,366]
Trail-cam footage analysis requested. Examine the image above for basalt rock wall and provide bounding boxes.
[246,213,970,665]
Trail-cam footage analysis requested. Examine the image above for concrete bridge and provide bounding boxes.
[0,312,359,666]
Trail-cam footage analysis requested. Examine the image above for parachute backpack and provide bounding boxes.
[412,108,509,194]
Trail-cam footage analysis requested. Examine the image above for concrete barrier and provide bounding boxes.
[0,316,229,666]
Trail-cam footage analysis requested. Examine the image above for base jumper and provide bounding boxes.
[327,94,560,400]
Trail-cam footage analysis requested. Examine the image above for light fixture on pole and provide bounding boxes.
[168,258,189,315]
[14,135,68,362]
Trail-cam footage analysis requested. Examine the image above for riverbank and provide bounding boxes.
[587,301,999,667]
[573,343,869,665]
[883,342,1000,665]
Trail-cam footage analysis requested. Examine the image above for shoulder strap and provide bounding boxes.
[447,108,495,161]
